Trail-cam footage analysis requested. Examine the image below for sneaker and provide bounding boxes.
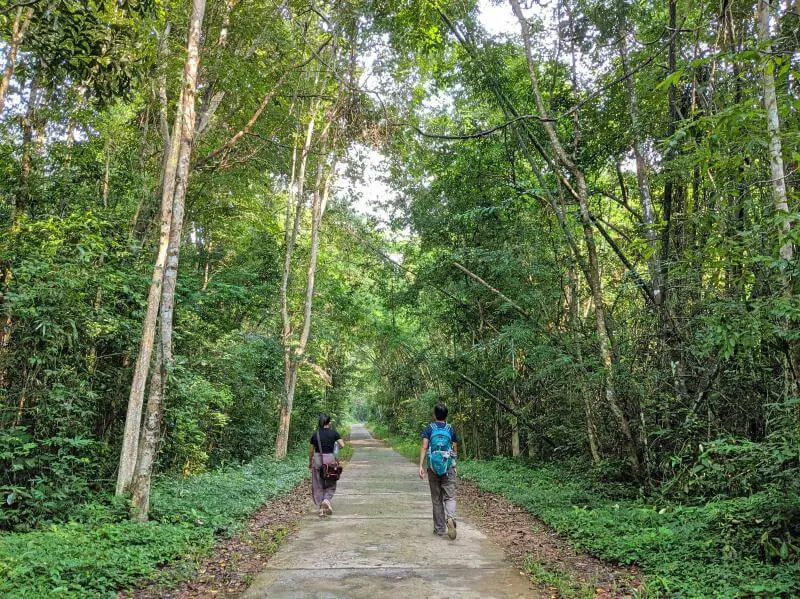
[446,517,457,540]
[433,529,445,537]
[319,507,325,517]
[322,499,333,516]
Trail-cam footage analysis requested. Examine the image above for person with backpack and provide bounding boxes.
[309,413,344,517]
[418,403,460,540]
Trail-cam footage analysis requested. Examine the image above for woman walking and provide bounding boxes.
[309,413,344,516]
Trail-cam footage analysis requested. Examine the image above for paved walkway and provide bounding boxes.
[242,424,534,598]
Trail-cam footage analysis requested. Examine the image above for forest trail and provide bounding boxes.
[242,425,535,598]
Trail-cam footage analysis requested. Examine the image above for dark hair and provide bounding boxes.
[433,403,448,420]
[318,413,331,429]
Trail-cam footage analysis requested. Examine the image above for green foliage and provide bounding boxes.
[150,453,308,533]
[160,367,233,474]
[11,0,157,102]
[0,521,211,598]
[458,458,800,597]
[0,427,107,530]
[0,451,308,597]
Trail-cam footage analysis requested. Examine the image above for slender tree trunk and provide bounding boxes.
[510,387,520,458]
[130,0,207,520]
[118,2,205,498]
[659,0,690,413]
[116,97,182,495]
[757,0,799,396]
[0,7,33,115]
[509,0,641,476]
[275,106,318,459]
[617,5,662,304]
[568,263,601,464]
[757,0,793,263]
[276,134,336,458]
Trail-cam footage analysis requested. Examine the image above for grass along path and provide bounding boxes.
[0,453,309,598]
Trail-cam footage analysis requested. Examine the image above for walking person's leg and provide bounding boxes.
[427,469,446,535]
[442,467,458,539]
[311,453,324,516]
[321,453,335,515]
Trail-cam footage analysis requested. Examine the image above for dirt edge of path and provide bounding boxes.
[125,479,312,599]
[459,477,643,598]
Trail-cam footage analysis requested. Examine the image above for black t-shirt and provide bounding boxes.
[310,427,341,453]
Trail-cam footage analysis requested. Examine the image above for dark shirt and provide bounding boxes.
[310,427,341,453]
[421,421,461,444]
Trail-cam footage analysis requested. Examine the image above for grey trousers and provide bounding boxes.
[427,467,457,534]
[311,452,337,506]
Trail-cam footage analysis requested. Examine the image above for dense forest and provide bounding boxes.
[1,0,798,596]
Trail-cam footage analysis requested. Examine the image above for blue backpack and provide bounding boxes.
[427,423,454,475]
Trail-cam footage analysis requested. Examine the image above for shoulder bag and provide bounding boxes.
[317,430,343,489]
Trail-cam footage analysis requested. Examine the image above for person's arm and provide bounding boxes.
[451,429,460,470]
[418,438,429,479]
[337,438,345,449]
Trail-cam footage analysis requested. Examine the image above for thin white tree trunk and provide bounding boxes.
[276,149,336,457]
[298,161,332,349]
[509,0,640,474]
[275,107,318,459]
[0,7,33,115]
[617,9,662,304]
[116,94,182,495]
[757,0,793,263]
[130,0,206,521]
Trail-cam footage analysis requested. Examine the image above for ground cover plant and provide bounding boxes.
[460,458,800,597]
[0,453,308,598]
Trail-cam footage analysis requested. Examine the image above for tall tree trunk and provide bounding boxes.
[494,402,501,455]
[116,94,182,495]
[510,388,520,458]
[757,0,793,264]
[757,0,799,395]
[118,1,205,498]
[568,263,601,464]
[130,0,207,521]
[659,0,690,413]
[275,105,318,459]
[617,4,662,305]
[275,129,336,458]
[508,0,641,476]
[0,7,33,115]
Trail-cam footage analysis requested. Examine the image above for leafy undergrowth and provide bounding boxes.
[0,453,308,598]
[459,458,800,597]
[370,425,800,597]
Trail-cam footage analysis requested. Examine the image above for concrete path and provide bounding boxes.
[242,424,534,598]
